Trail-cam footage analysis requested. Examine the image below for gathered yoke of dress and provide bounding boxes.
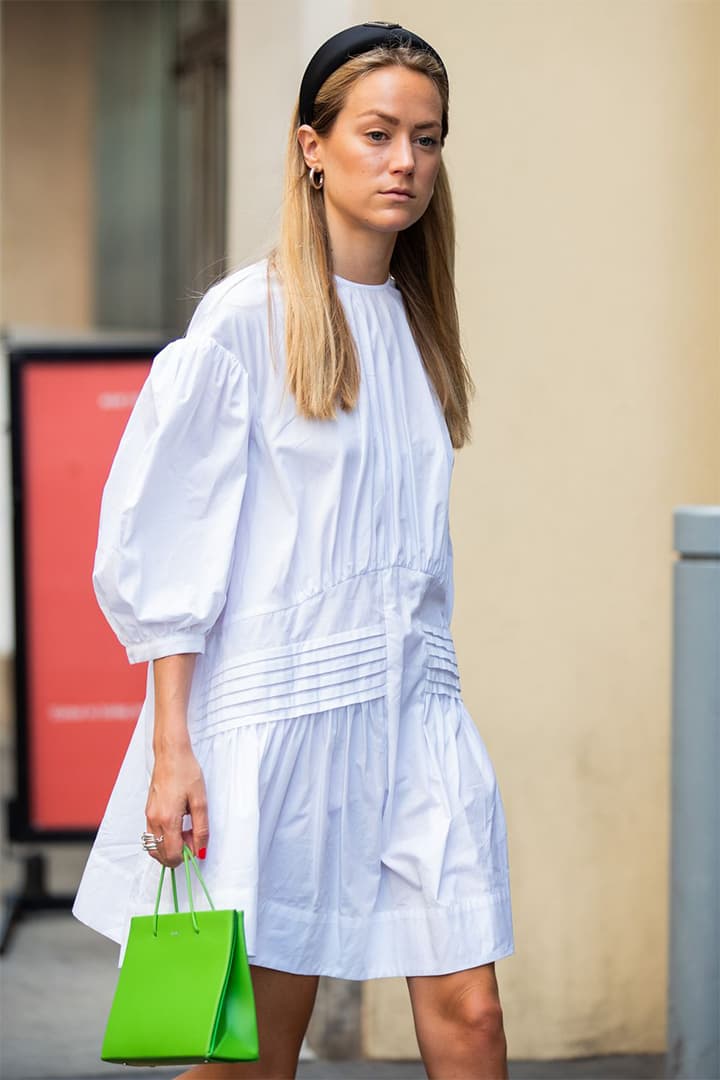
[72,258,514,980]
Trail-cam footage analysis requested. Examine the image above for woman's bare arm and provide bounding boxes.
[144,653,209,868]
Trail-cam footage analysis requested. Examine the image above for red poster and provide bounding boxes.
[21,358,152,830]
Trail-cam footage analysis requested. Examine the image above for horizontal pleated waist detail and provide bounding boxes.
[422,623,462,698]
[201,624,388,732]
[191,621,463,744]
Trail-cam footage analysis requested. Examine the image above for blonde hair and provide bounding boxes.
[268,44,475,449]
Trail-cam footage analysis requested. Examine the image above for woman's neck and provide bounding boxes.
[326,206,397,286]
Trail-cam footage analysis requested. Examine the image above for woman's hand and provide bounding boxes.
[145,743,209,868]
[145,653,208,868]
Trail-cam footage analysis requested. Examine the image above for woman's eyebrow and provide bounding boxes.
[356,109,441,130]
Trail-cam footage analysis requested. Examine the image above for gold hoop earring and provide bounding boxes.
[308,166,324,190]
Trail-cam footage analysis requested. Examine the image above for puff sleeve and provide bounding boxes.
[92,334,251,664]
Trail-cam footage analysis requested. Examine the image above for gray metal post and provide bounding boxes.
[667,506,720,1080]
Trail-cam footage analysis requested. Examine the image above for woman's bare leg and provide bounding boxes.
[406,961,508,1080]
[177,964,320,1080]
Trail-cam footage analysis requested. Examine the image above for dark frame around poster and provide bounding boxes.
[6,339,162,843]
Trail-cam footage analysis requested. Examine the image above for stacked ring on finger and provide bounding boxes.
[141,831,165,851]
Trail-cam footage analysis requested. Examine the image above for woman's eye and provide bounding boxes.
[367,130,388,142]
[417,135,438,148]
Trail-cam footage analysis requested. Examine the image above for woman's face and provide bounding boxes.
[301,65,444,238]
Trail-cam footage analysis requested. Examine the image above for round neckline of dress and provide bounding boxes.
[333,272,394,291]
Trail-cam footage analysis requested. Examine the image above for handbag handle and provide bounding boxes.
[153,844,215,936]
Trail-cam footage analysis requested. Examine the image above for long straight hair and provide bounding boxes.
[268,45,475,448]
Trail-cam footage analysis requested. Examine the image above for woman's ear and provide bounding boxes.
[297,124,322,170]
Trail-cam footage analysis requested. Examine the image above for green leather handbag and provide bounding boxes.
[101,844,260,1065]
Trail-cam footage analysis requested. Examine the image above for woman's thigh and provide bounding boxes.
[180,964,320,1080]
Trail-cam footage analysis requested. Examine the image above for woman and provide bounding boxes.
[73,22,515,1080]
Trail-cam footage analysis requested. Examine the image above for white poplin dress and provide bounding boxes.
[72,258,515,980]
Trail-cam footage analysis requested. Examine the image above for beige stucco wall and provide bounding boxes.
[228,0,719,1061]
[227,0,366,265]
[0,0,95,331]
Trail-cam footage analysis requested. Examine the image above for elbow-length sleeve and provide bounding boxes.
[92,334,252,664]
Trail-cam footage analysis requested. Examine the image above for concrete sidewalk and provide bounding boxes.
[0,906,665,1080]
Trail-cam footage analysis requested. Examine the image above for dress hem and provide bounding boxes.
[248,940,516,981]
[244,890,514,982]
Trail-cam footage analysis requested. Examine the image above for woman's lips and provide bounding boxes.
[379,190,415,200]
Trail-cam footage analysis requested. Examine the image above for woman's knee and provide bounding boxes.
[409,964,507,1048]
[450,984,506,1043]
[408,970,509,1079]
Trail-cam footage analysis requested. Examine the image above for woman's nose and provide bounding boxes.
[390,137,415,174]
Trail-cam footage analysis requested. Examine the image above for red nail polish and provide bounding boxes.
[198,847,207,860]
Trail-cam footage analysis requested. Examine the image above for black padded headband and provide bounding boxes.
[299,21,448,139]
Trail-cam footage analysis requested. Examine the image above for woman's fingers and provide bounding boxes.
[159,815,185,867]
[145,814,185,867]
[188,787,210,860]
